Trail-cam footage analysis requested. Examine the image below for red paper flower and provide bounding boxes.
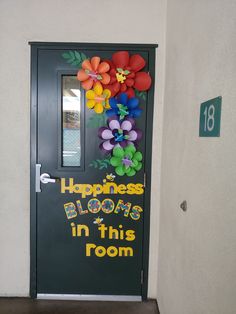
[105,51,152,98]
[77,56,110,90]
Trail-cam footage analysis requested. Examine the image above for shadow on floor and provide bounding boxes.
[0,298,159,314]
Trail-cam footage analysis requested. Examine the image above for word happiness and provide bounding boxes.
[61,178,144,198]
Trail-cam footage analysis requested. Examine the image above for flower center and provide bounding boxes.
[122,156,133,168]
[94,95,105,102]
[114,129,129,142]
[115,68,130,84]
[116,72,126,83]
[117,104,129,119]
[85,70,102,81]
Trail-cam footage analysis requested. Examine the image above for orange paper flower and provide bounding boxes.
[77,56,110,90]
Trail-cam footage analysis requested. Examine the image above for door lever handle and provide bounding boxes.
[40,173,57,184]
[36,164,60,192]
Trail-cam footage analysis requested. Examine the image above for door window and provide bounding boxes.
[62,76,81,167]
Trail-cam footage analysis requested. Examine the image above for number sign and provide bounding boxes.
[199,96,222,137]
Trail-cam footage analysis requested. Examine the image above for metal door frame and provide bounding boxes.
[30,42,158,300]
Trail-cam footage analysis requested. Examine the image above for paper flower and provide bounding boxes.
[77,56,110,90]
[86,82,111,114]
[105,51,152,98]
[98,117,142,153]
[106,92,142,119]
[110,145,143,176]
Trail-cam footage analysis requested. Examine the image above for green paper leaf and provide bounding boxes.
[96,159,102,167]
[62,52,71,59]
[99,158,111,170]
[123,70,130,75]
[89,157,111,170]
[89,160,98,168]
[86,113,106,128]
[74,51,81,62]
[69,51,75,59]
[116,68,123,73]
[135,90,147,101]
[62,51,88,67]
[81,52,87,61]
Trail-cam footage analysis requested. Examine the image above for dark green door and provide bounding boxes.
[33,44,155,300]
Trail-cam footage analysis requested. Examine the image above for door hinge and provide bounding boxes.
[143,173,146,188]
[141,270,144,285]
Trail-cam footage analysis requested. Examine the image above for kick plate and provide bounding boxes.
[37,294,142,301]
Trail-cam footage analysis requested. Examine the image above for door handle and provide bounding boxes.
[40,173,56,184]
[35,164,60,192]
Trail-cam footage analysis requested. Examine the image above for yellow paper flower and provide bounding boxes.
[86,82,111,114]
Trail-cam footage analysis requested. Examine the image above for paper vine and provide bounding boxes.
[62,51,87,67]
[86,113,107,128]
[135,90,147,101]
[89,158,111,170]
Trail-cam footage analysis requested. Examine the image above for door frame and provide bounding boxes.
[29,42,158,300]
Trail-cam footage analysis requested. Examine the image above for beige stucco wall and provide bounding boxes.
[0,0,166,297]
[157,0,236,313]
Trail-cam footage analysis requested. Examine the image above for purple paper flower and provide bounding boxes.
[98,116,142,153]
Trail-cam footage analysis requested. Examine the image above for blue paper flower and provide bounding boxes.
[106,93,142,120]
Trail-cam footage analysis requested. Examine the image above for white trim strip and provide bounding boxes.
[37,294,142,302]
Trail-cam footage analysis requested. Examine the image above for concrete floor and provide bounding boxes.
[0,298,159,314]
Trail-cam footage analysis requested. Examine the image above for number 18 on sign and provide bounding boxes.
[199,96,222,137]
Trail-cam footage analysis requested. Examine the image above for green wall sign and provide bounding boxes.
[199,96,222,137]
